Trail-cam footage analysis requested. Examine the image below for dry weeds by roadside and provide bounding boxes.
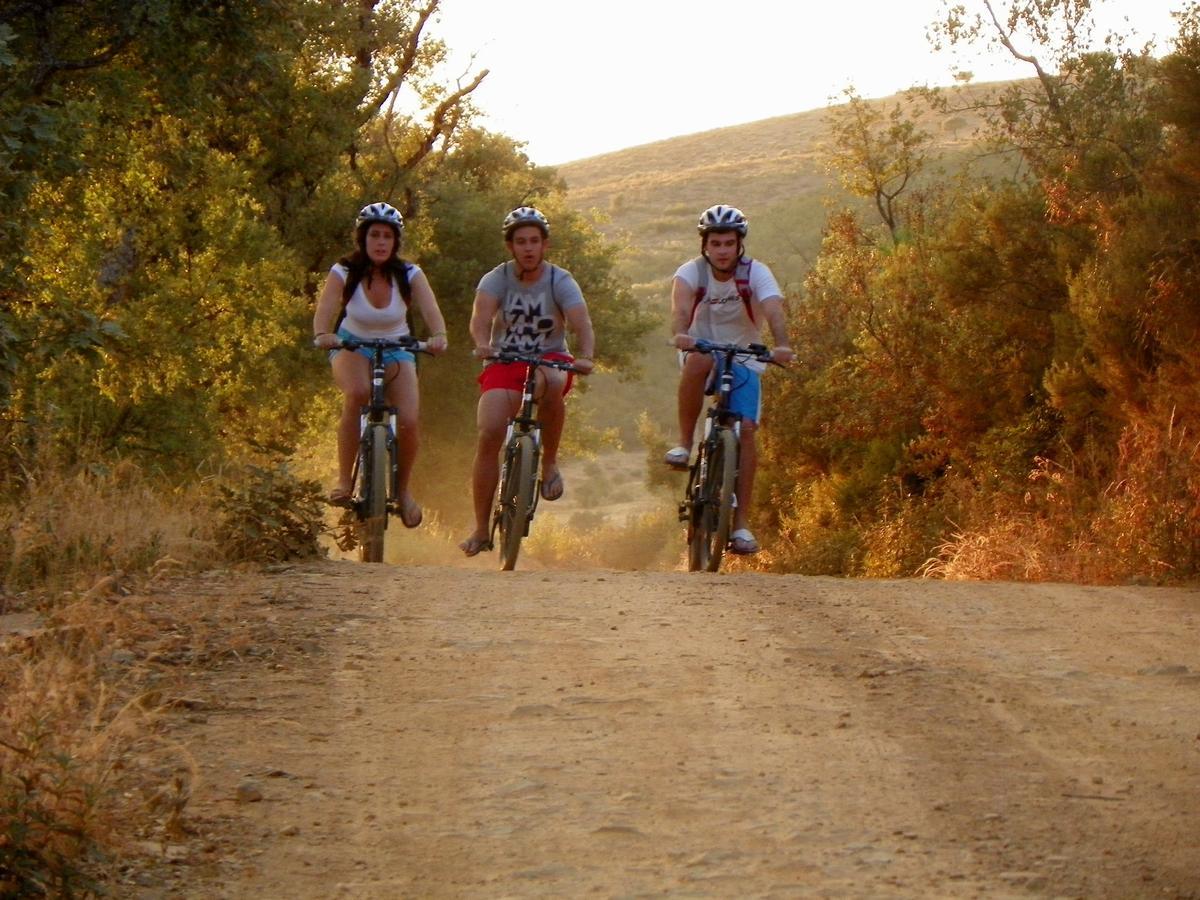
[1,458,328,895]
[0,561,330,896]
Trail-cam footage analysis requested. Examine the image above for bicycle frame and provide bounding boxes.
[504,357,546,484]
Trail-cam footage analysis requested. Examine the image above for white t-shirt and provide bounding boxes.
[331,262,420,339]
[673,257,782,360]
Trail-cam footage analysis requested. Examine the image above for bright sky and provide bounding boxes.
[429,0,1182,165]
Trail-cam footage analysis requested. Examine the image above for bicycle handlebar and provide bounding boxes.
[485,350,583,373]
[333,336,431,354]
[691,339,777,365]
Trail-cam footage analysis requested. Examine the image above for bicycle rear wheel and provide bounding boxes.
[688,428,738,572]
[498,433,536,571]
[359,425,390,563]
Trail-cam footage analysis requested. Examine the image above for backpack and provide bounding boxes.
[690,255,755,324]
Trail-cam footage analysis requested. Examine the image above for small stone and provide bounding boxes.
[236,780,264,803]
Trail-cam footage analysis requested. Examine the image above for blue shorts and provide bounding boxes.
[720,363,762,425]
[329,328,415,366]
[682,351,761,424]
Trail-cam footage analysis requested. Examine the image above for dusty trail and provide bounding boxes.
[142,562,1200,898]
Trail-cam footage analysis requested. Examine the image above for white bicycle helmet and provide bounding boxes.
[502,206,550,239]
[697,204,748,237]
[356,201,404,234]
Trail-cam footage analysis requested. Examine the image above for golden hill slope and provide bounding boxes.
[557,84,995,292]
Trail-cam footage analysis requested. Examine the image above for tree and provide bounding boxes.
[824,88,932,242]
[0,0,499,478]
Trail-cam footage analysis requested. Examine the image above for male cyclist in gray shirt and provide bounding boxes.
[459,206,595,557]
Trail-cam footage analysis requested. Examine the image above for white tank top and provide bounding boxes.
[332,262,415,339]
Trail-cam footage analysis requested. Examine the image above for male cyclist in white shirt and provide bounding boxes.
[665,205,793,555]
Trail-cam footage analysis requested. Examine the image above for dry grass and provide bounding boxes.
[2,459,216,598]
[524,507,682,572]
[0,458,317,893]
[920,417,1200,584]
[0,576,203,894]
[559,82,1000,288]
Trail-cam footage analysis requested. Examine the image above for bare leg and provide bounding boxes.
[676,353,714,450]
[735,419,758,532]
[331,351,371,494]
[385,361,420,502]
[535,369,567,486]
[462,389,519,549]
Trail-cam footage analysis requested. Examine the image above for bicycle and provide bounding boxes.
[486,350,581,571]
[677,340,774,573]
[331,335,429,563]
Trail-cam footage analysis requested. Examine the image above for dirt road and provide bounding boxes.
[135,561,1200,898]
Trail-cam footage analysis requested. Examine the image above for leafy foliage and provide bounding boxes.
[212,463,326,563]
[743,2,1200,582]
[1,0,653,526]
[1,720,103,897]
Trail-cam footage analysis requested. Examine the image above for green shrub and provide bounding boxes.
[212,463,325,562]
[1,720,104,896]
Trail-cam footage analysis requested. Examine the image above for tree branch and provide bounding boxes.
[358,0,439,124]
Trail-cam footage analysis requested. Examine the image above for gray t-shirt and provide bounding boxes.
[477,262,585,354]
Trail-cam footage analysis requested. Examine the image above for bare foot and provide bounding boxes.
[459,532,493,557]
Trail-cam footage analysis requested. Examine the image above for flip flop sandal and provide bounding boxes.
[459,534,493,557]
[328,487,353,507]
[540,469,564,502]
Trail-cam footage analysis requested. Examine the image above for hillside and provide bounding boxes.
[555,84,998,441]
[557,84,998,294]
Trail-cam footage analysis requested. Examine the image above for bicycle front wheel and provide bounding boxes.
[689,427,738,573]
[359,425,390,563]
[498,433,536,571]
[685,457,707,573]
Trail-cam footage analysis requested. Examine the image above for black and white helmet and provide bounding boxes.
[502,206,550,239]
[697,204,748,237]
[356,201,404,234]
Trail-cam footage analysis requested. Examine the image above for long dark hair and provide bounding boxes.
[338,221,410,304]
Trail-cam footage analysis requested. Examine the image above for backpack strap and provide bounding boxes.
[690,256,755,324]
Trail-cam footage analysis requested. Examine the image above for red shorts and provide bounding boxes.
[478,352,576,396]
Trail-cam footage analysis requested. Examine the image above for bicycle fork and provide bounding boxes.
[491,420,543,543]
[679,417,742,524]
[356,406,399,506]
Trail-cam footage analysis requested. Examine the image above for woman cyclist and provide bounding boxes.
[312,202,448,526]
